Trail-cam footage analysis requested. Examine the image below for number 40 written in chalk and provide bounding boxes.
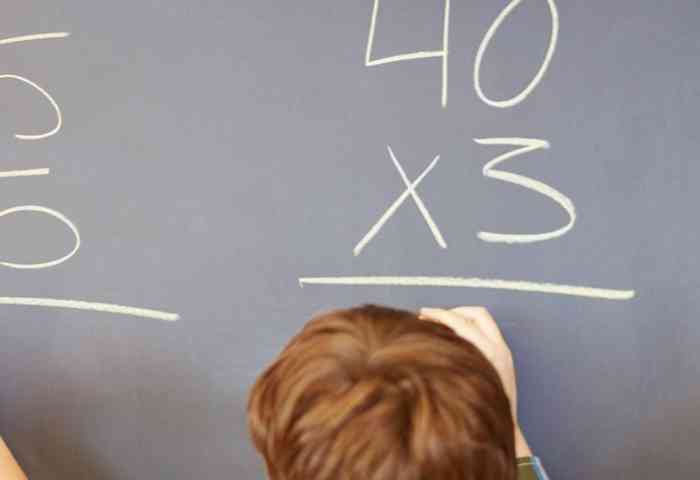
[366,0,559,108]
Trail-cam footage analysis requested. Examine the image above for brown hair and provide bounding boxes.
[247,304,516,480]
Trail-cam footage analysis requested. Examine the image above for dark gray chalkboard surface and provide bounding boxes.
[1,1,698,478]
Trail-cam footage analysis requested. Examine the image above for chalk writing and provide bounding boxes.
[1,74,62,140]
[300,1,635,301]
[0,168,50,178]
[474,137,575,243]
[0,32,70,46]
[354,146,445,256]
[0,297,178,322]
[1,32,179,320]
[0,204,80,269]
[1,33,68,139]
[366,0,450,107]
[474,0,559,108]
[299,277,635,301]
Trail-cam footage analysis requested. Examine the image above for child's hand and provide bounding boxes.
[418,306,532,457]
[0,437,28,480]
[418,307,519,425]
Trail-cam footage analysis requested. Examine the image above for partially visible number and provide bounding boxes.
[0,205,81,269]
[0,74,62,139]
[1,33,68,139]
[365,0,451,107]
[0,33,78,270]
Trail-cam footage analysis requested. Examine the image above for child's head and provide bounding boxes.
[247,304,516,480]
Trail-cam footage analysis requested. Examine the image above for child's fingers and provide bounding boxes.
[419,307,466,330]
[450,306,504,343]
[419,308,491,353]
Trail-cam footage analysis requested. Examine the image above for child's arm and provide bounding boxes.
[419,307,550,480]
[0,436,28,480]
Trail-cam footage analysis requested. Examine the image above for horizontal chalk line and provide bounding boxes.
[298,276,635,300]
[367,51,444,66]
[0,32,70,45]
[0,297,179,321]
[0,168,50,178]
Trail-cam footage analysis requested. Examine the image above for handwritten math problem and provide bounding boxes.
[300,0,635,300]
[2,32,178,321]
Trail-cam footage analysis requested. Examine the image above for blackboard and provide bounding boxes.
[1,1,699,478]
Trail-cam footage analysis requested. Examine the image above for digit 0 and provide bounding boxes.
[473,0,559,108]
[0,205,80,269]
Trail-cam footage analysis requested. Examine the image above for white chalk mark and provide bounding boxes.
[474,0,559,108]
[441,0,450,108]
[0,297,179,321]
[0,31,177,322]
[387,146,447,249]
[0,32,70,45]
[353,148,442,256]
[0,74,62,139]
[298,276,635,301]
[0,205,80,269]
[0,168,49,178]
[366,51,444,65]
[0,32,68,139]
[474,137,575,243]
[366,0,450,107]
